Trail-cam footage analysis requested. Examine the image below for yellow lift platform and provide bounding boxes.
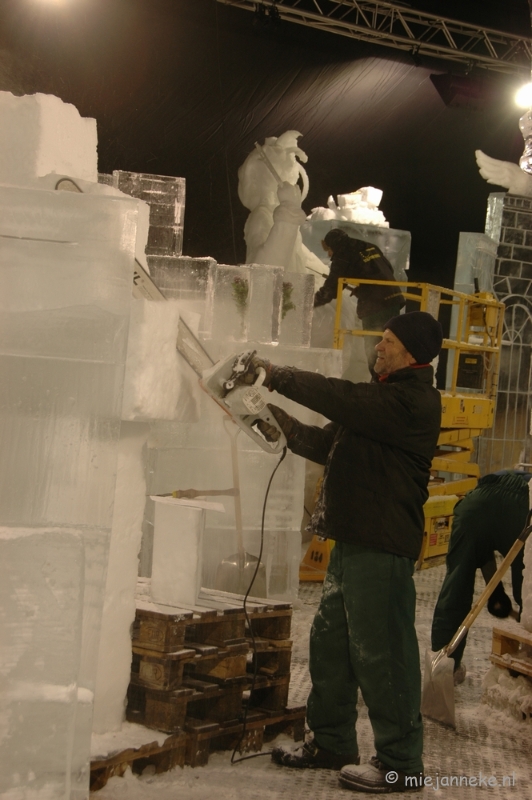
[300,279,505,581]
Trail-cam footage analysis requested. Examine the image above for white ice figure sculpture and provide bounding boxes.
[476,149,532,196]
[238,130,328,277]
[308,186,389,227]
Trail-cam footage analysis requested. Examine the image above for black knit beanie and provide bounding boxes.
[384,311,443,364]
[323,228,350,251]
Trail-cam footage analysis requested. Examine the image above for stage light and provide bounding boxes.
[515,82,532,108]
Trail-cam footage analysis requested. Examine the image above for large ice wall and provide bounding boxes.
[0,92,98,186]
[92,423,150,735]
[0,91,142,798]
[143,343,343,600]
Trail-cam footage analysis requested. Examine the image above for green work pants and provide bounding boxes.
[307,541,423,774]
[431,473,529,666]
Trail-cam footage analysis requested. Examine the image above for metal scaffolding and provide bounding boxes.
[216,0,532,76]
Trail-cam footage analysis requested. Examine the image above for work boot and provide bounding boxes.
[271,737,359,770]
[339,757,423,793]
[453,662,467,685]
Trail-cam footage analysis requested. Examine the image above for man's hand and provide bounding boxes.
[267,404,295,439]
[240,355,272,387]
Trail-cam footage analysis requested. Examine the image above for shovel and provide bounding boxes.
[421,511,532,727]
[214,416,267,597]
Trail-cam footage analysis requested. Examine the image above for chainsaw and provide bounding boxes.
[200,350,287,454]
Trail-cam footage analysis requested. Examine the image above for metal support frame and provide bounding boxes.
[216,1,532,76]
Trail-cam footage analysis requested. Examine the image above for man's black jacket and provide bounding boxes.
[314,237,404,319]
[269,365,442,560]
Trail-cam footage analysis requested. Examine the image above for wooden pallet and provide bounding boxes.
[127,593,295,734]
[490,622,532,679]
[184,704,306,767]
[90,731,187,792]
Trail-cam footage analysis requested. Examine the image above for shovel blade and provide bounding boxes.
[421,648,456,727]
[215,551,267,597]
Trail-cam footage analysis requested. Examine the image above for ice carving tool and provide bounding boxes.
[214,417,267,597]
[421,510,532,728]
[200,350,287,454]
[155,488,238,499]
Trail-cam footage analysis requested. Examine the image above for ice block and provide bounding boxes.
[150,498,207,607]
[0,91,98,187]
[113,170,186,257]
[147,254,216,336]
[0,527,85,797]
[0,184,139,795]
[278,271,315,347]
[205,264,252,355]
[247,263,284,343]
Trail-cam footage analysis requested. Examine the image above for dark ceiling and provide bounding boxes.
[0,0,531,290]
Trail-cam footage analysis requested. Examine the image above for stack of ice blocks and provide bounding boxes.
[143,344,342,600]
[0,185,139,798]
[113,170,186,257]
[204,263,315,358]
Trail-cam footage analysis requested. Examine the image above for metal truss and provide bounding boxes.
[216,0,532,76]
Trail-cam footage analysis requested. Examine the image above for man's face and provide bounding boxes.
[321,240,333,258]
[374,329,416,375]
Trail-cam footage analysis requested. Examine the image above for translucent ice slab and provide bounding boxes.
[446,232,498,391]
[0,528,84,798]
[0,185,138,795]
[278,271,315,347]
[301,219,411,280]
[113,170,186,257]
[147,254,216,335]
[206,263,284,356]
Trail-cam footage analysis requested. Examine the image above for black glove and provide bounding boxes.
[240,355,272,387]
[267,403,295,439]
[487,582,512,619]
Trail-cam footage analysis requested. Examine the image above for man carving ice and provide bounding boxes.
[243,311,442,793]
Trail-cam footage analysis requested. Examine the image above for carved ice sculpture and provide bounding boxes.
[238,130,327,276]
[475,149,532,197]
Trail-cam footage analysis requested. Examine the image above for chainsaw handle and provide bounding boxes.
[253,367,266,388]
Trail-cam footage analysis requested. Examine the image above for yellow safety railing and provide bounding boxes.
[333,278,505,404]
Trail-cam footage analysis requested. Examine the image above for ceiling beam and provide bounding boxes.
[216,0,532,76]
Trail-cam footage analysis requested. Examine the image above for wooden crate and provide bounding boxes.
[133,602,193,653]
[126,683,195,733]
[185,641,249,682]
[251,638,292,678]
[490,623,532,679]
[131,645,196,691]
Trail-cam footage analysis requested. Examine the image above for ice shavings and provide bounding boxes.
[482,665,532,722]
[122,298,195,421]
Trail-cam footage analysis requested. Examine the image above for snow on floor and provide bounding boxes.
[94,565,532,799]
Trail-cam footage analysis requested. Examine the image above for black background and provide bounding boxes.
[0,0,530,287]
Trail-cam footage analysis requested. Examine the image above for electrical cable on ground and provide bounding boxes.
[230,445,288,764]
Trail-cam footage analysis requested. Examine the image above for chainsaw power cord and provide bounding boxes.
[231,445,288,764]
